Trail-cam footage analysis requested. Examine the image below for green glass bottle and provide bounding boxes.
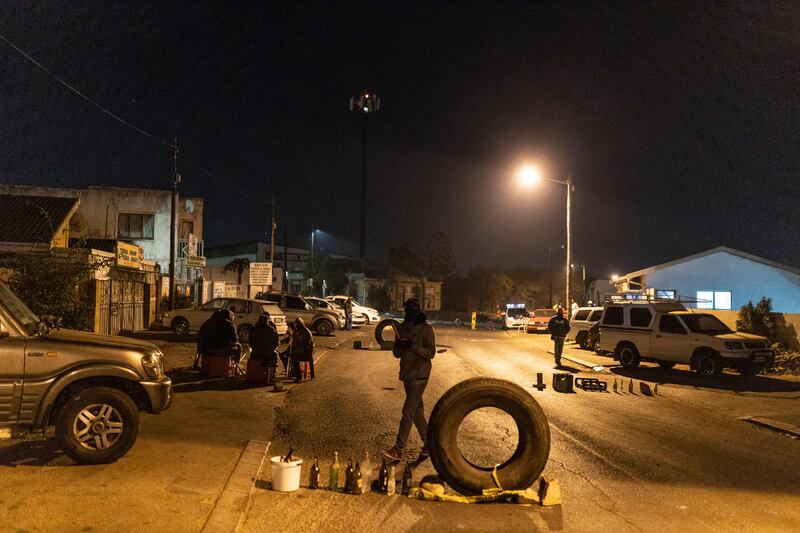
[328,451,340,491]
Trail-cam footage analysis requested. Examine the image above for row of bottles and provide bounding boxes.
[308,450,413,495]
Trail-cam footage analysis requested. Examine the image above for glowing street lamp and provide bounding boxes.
[517,164,575,311]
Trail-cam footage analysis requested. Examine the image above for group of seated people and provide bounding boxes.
[196,309,315,384]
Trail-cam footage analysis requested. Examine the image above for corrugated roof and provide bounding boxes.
[0,194,79,244]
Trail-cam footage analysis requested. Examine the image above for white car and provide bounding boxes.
[163,297,287,342]
[502,305,529,330]
[326,296,380,324]
[568,306,603,348]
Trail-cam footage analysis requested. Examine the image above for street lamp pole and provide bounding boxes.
[350,91,380,271]
[565,173,573,313]
[547,243,564,307]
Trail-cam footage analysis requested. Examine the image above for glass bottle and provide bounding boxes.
[344,458,355,494]
[328,451,340,491]
[387,465,396,496]
[354,462,363,495]
[362,451,372,493]
[309,457,320,489]
[378,458,389,494]
[401,463,412,495]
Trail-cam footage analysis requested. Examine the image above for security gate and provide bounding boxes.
[97,279,146,335]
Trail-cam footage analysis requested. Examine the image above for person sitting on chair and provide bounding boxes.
[197,309,241,367]
[249,313,280,384]
[288,317,315,382]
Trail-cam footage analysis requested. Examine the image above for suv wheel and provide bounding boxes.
[695,351,722,378]
[617,344,640,369]
[56,387,140,464]
[171,317,189,336]
[238,324,253,344]
[657,361,676,369]
[575,331,589,350]
[315,319,333,336]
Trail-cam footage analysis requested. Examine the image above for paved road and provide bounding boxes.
[243,325,800,532]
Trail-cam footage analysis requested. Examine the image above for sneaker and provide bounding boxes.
[382,446,403,461]
[418,446,430,459]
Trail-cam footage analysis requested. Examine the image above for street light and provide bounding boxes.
[308,228,319,292]
[350,91,380,270]
[517,165,575,311]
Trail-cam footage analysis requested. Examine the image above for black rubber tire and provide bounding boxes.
[695,351,723,378]
[657,361,676,369]
[617,343,641,369]
[238,324,253,344]
[171,317,189,336]
[314,319,333,336]
[374,318,400,346]
[55,386,140,464]
[576,331,589,350]
[427,378,550,496]
[590,339,599,352]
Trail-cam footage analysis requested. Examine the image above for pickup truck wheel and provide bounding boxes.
[657,361,676,369]
[617,344,640,369]
[56,387,140,464]
[314,319,333,336]
[171,317,189,336]
[576,331,589,349]
[238,324,253,344]
[427,378,550,496]
[695,351,722,378]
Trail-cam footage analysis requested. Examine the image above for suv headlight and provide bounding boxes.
[724,341,744,350]
[142,353,164,379]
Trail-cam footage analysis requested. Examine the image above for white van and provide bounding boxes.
[568,306,603,349]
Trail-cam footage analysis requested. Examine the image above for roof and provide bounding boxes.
[0,194,79,244]
[619,246,800,281]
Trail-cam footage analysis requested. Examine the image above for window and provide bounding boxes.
[603,306,624,325]
[118,213,155,239]
[285,296,307,310]
[659,315,686,334]
[589,310,603,322]
[228,300,251,314]
[200,299,225,311]
[696,291,732,310]
[573,309,591,321]
[656,290,676,299]
[681,314,732,334]
[180,220,194,239]
[630,308,653,327]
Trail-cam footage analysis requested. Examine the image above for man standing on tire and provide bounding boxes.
[547,306,570,367]
[383,298,436,462]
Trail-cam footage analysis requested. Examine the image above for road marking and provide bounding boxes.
[739,416,800,437]
[202,440,271,533]
[314,350,330,365]
[561,354,607,372]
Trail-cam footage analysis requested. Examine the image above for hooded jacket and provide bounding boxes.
[547,314,571,339]
[393,311,436,381]
[249,319,279,364]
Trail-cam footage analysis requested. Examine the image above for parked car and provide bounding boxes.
[527,308,557,333]
[255,292,343,335]
[163,297,287,342]
[568,306,603,349]
[0,281,172,464]
[502,304,529,330]
[326,296,380,324]
[597,301,775,377]
[306,297,366,328]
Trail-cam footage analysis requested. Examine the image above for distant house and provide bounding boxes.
[349,272,443,311]
[613,246,800,313]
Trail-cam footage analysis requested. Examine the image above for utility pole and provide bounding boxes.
[283,223,289,293]
[565,173,573,315]
[350,91,380,271]
[169,137,181,310]
[548,243,564,308]
[268,197,276,292]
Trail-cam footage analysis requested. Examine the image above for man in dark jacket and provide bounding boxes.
[344,298,353,331]
[383,298,436,462]
[196,309,241,364]
[547,306,571,367]
[248,313,280,383]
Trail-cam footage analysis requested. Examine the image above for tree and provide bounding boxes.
[737,297,775,339]
[367,284,393,312]
[224,257,251,285]
[466,267,513,312]
[424,231,457,280]
[387,243,423,276]
[308,252,347,296]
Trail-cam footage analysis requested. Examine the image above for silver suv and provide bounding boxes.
[255,292,343,335]
[0,282,172,464]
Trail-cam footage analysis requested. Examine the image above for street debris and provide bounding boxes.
[764,351,800,376]
[574,377,608,392]
[553,373,574,393]
[533,372,546,391]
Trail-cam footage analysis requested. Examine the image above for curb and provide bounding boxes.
[561,354,607,373]
[739,417,800,438]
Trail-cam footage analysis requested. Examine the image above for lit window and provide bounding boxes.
[696,291,732,310]
[656,290,676,299]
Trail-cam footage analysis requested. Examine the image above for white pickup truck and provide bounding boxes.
[597,301,774,377]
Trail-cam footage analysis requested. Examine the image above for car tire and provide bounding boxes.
[171,317,189,336]
[238,324,253,344]
[56,386,140,464]
[427,378,550,496]
[657,361,676,369]
[315,319,333,336]
[374,318,400,347]
[694,350,722,378]
[590,339,599,352]
[576,331,589,350]
[617,343,640,369]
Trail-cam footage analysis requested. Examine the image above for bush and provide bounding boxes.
[736,297,799,350]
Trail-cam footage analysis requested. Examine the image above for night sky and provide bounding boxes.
[1,2,798,278]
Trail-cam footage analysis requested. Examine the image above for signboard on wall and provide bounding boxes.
[212,281,225,299]
[188,233,198,257]
[249,262,272,286]
[116,242,142,269]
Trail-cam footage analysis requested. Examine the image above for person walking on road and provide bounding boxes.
[344,298,354,331]
[383,298,436,462]
[548,306,570,367]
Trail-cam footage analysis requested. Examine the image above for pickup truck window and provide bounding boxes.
[630,308,653,328]
[659,315,687,334]
[589,310,603,321]
[603,306,624,325]
[681,314,732,334]
[573,309,590,321]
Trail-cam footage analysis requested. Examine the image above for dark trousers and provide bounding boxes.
[553,337,565,363]
[395,378,429,449]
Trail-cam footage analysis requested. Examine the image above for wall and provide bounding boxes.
[645,251,800,313]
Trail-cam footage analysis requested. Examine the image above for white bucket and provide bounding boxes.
[270,456,303,492]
